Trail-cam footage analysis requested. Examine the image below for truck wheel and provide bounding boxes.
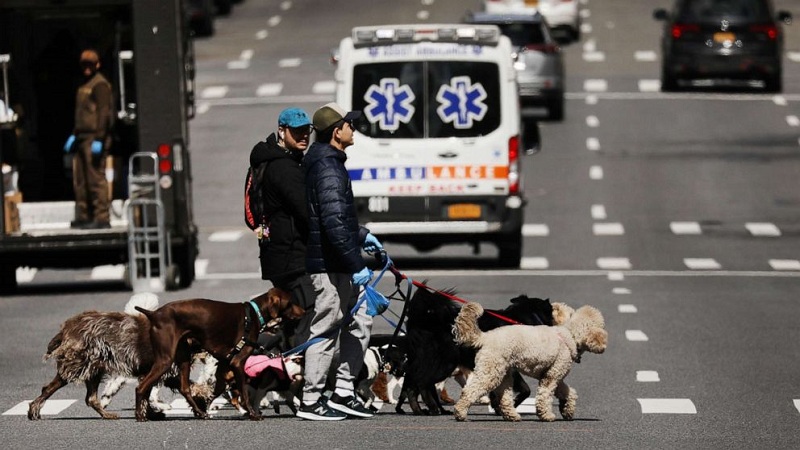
[165,264,181,291]
[0,264,17,294]
[497,234,522,268]
[174,243,197,288]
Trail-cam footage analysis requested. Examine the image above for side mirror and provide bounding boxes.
[778,11,792,25]
[522,120,541,155]
[653,8,669,21]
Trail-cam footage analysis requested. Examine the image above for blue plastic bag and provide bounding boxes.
[364,285,390,317]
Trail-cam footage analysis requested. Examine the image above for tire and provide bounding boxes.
[765,74,782,93]
[497,233,522,269]
[174,243,197,288]
[165,264,181,291]
[549,97,564,121]
[0,264,17,295]
[214,0,232,16]
[661,70,678,92]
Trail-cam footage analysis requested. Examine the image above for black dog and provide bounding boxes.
[396,286,554,415]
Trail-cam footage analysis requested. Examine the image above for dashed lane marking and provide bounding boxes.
[773,95,787,105]
[280,1,292,10]
[612,287,631,294]
[770,260,800,271]
[520,257,549,270]
[580,23,592,34]
[278,58,301,68]
[618,304,637,313]
[256,30,268,40]
[608,271,624,281]
[634,51,657,62]
[794,399,800,413]
[586,137,601,151]
[590,165,604,180]
[4,400,76,416]
[586,115,600,127]
[638,79,661,92]
[583,52,605,62]
[638,398,696,414]
[257,83,283,97]
[745,222,781,237]
[91,264,125,280]
[671,221,702,235]
[597,257,631,270]
[201,86,228,99]
[626,330,649,341]
[593,222,624,236]
[636,371,660,382]
[208,230,244,242]
[591,204,607,220]
[16,267,37,283]
[267,15,281,27]
[312,81,337,95]
[785,115,800,127]
[522,224,550,237]
[584,79,608,92]
[684,258,721,270]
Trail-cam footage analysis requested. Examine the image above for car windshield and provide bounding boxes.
[352,60,501,139]
[676,0,771,21]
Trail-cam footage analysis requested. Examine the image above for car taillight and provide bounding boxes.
[750,24,778,40]
[508,136,520,195]
[671,24,699,39]
[157,143,172,174]
[525,43,560,54]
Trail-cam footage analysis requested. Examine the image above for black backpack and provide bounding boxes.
[243,161,270,233]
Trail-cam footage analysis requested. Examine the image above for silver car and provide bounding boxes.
[465,11,565,121]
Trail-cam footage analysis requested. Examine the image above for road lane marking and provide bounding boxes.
[580,23,592,34]
[636,371,660,382]
[671,221,702,235]
[612,287,631,294]
[638,398,696,414]
[585,94,598,104]
[417,10,430,20]
[522,224,550,236]
[597,257,631,270]
[584,79,608,92]
[638,79,660,92]
[608,271,624,281]
[520,257,549,269]
[770,259,800,271]
[586,115,600,127]
[684,258,721,270]
[16,267,37,283]
[593,222,624,236]
[256,30,268,40]
[227,60,249,70]
[794,399,800,413]
[788,52,800,62]
[312,81,337,95]
[586,137,601,151]
[280,1,292,10]
[278,58,301,68]
[201,86,228,99]
[745,222,781,237]
[208,230,244,242]
[267,15,281,27]
[256,83,283,97]
[626,330,648,341]
[773,95,787,105]
[195,259,209,278]
[4,400,76,416]
[591,204,607,220]
[634,51,657,62]
[786,115,799,127]
[91,265,125,280]
[583,52,605,62]
[618,304,637,313]
[590,165,604,180]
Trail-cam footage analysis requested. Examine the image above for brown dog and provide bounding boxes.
[134,288,304,421]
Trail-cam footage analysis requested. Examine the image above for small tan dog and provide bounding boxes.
[452,302,607,422]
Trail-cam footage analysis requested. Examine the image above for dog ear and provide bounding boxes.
[585,328,608,354]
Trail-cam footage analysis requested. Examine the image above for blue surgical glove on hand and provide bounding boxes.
[363,233,383,253]
[63,135,76,153]
[352,267,373,286]
[91,140,103,155]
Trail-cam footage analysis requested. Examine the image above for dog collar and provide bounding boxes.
[248,300,266,329]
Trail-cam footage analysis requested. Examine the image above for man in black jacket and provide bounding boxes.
[296,103,383,421]
[249,107,314,348]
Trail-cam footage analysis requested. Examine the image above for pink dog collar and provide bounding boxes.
[244,355,287,379]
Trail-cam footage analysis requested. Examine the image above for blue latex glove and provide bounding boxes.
[63,135,76,153]
[352,267,373,286]
[91,140,103,155]
[363,233,383,253]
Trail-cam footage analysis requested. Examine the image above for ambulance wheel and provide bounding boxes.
[165,264,181,291]
[0,264,17,294]
[497,234,522,268]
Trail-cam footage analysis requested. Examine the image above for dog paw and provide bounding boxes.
[538,413,556,422]
[101,412,120,420]
[146,409,166,421]
[503,414,522,422]
[248,413,264,421]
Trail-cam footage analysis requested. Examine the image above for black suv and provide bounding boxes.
[654,0,792,92]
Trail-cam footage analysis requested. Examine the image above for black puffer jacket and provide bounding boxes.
[304,141,368,274]
[249,133,308,280]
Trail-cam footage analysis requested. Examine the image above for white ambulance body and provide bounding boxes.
[334,24,525,266]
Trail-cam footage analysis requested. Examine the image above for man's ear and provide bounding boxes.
[278,128,285,140]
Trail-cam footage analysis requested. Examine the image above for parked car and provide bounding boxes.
[466,11,565,120]
[483,0,580,42]
[186,0,215,37]
[654,0,792,92]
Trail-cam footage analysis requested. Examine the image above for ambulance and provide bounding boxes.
[333,24,534,267]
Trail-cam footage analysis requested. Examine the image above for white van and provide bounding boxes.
[333,24,531,266]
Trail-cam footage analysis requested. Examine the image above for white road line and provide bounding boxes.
[586,137,601,151]
[794,399,800,413]
[256,83,283,97]
[608,271,624,281]
[227,60,249,70]
[585,94,598,104]
[280,1,292,10]
[745,222,781,237]
[256,30,268,40]
[312,81,337,95]
[638,398,696,414]
[16,267,37,283]
[593,222,624,236]
[195,259,209,278]
[421,0,435,5]
[597,257,631,270]
[522,223,550,236]
[769,259,800,271]
[208,230,244,242]
[240,49,254,61]
[91,264,125,280]
[584,79,608,92]
[786,115,800,127]
[626,330,649,341]
[583,52,605,62]
[773,95,787,106]
[612,287,631,294]
[684,258,721,270]
[591,204,607,220]
[788,52,800,62]
[4,400,76,416]
[586,115,600,127]
[417,10,430,20]
[638,79,661,92]
[201,86,228,99]
[516,397,537,414]
[589,165,604,180]
[196,102,211,114]
[579,9,591,19]
[520,257,549,269]
[671,221,702,235]
[279,58,301,68]
[634,51,657,62]
[636,371,660,382]
[580,23,593,34]
[618,304,637,313]
[267,15,281,27]
[583,38,596,52]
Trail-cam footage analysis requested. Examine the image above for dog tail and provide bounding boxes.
[43,330,64,361]
[452,302,485,349]
[125,292,159,315]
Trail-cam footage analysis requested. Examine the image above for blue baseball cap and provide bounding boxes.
[278,107,312,128]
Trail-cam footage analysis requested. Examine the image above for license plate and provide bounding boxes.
[713,32,735,43]
[447,203,481,219]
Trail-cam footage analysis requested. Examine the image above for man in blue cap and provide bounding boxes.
[247,107,315,356]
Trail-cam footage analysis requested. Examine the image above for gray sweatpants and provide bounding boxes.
[302,272,372,404]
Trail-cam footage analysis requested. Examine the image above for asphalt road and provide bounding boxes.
[2,0,800,448]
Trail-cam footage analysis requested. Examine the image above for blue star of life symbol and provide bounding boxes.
[436,76,488,129]
[363,78,416,131]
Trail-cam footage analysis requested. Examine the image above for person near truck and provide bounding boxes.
[63,49,114,229]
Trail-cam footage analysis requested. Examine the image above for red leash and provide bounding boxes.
[388,266,520,325]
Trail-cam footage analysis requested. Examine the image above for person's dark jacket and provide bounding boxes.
[249,133,308,280]
[304,141,368,274]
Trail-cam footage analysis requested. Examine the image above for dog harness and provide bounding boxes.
[224,300,272,361]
